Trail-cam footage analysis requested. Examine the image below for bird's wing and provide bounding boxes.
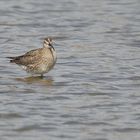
[9,48,43,65]
[24,48,42,56]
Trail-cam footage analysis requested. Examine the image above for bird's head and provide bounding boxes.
[43,37,54,49]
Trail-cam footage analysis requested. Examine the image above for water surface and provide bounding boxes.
[0,0,140,140]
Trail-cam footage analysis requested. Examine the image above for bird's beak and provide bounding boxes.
[49,43,55,50]
[49,43,53,47]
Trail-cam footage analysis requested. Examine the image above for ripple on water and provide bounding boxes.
[0,0,140,140]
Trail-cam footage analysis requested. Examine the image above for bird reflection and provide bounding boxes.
[16,75,53,86]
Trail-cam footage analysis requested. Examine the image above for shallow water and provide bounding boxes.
[0,0,140,140]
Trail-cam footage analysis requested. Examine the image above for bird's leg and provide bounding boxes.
[40,74,43,78]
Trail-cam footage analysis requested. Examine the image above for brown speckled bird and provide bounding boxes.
[7,37,57,77]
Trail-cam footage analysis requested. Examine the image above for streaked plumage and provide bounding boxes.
[7,37,57,76]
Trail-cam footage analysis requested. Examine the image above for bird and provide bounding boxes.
[7,37,57,77]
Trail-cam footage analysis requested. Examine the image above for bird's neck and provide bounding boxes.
[43,44,49,48]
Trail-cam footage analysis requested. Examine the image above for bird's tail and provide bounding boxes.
[6,57,16,63]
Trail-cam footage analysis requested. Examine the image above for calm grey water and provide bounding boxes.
[0,0,140,140]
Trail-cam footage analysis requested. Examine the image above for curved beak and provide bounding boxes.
[49,43,53,47]
[49,43,55,50]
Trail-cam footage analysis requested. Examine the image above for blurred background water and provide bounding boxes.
[0,0,140,140]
